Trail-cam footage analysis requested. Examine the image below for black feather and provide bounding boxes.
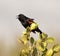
[17,14,42,34]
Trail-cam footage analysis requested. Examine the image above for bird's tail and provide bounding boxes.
[35,27,42,34]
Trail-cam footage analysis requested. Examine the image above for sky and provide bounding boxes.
[0,0,60,50]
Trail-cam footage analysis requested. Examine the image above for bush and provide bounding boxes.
[17,25,60,56]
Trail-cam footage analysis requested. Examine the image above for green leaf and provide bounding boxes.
[38,32,41,38]
[30,37,34,45]
[36,44,46,52]
[53,44,60,53]
[46,37,54,43]
[42,48,47,56]
[41,42,47,48]
[41,33,48,39]
[32,47,38,56]
[21,35,28,44]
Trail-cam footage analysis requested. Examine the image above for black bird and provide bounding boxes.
[17,14,42,34]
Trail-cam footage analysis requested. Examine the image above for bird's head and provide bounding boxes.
[17,14,34,23]
[17,14,29,22]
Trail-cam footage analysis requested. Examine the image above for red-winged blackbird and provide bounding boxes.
[17,14,42,34]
